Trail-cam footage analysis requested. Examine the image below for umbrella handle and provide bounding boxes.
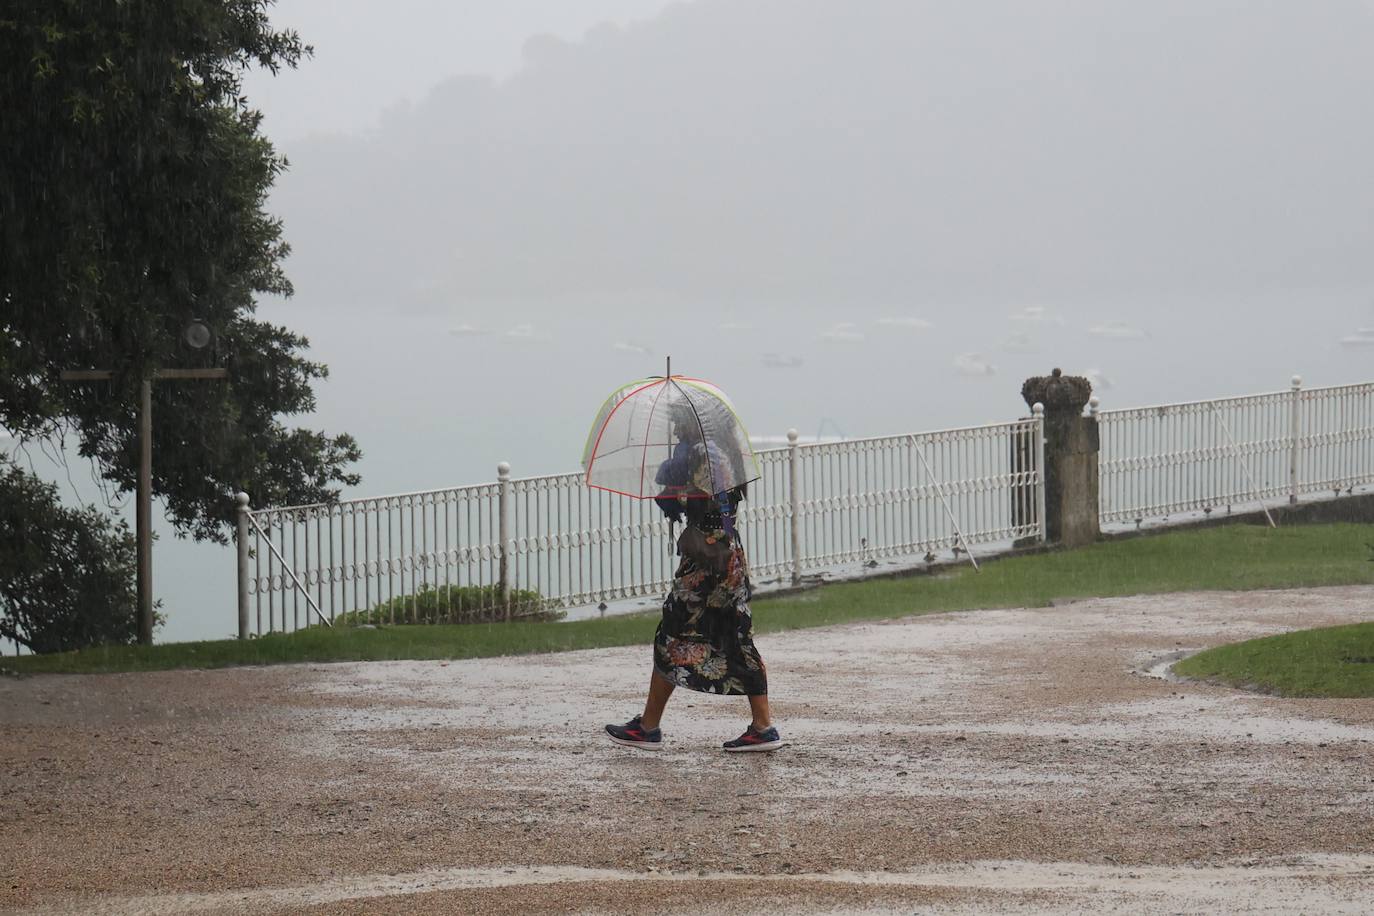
[664,350,673,540]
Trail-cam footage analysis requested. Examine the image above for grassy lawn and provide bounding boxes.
[5,522,1373,675]
[1173,622,1374,698]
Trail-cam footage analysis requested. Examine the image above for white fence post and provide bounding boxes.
[1289,374,1302,504]
[787,428,801,585]
[1033,403,1047,543]
[497,461,511,619]
[235,492,250,639]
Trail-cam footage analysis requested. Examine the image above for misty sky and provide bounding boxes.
[15,0,1374,645]
[268,0,1374,310]
[241,0,680,138]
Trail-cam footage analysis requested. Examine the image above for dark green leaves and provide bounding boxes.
[1,1,356,545]
[0,457,144,652]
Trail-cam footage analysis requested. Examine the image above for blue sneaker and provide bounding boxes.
[605,715,662,751]
[723,723,785,752]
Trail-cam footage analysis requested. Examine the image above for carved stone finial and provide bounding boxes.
[1022,369,1092,413]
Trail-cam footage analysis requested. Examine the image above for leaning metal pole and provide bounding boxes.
[910,434,980,571]
[1209,404,1278,528]
[241,511,332,626]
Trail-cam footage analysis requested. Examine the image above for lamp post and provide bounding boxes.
[60,320,226,645]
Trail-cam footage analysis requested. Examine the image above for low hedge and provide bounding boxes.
[331,583,560,626]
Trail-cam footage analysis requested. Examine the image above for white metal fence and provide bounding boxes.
[15,376,1374,655]
[236,415,1046,635]
[1097,377,1374,526]
[232,374,1374,638]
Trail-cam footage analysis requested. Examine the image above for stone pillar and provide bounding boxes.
[1021,369,1100,547]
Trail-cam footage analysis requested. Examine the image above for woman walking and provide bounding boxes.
[604,408,783,752]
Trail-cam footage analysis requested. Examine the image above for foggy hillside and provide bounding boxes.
[268,0,1374,312]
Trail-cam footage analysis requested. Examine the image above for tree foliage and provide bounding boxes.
[0,458,147,652]
[0,0,360,544]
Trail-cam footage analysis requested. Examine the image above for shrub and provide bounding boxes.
[0,458,151,653]
[333,583,561,627]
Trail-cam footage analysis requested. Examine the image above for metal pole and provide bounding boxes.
[137,377,153,645]
[1289,374,1302,505]
[911,434,980,571]
[242,513,332,626]
[787,428,801,585]
[236,492,251,639]
[498,461,511,619]
[665,355,675,559]
[1033,403,1048,544]
[1209,404,1277,528]
[59,367,226,645]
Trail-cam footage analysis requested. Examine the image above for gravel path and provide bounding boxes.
[3,586,1373,914]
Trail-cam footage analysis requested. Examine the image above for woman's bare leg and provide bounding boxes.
[640,670,675,730]
[747,694,772,731]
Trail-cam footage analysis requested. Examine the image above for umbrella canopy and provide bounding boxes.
[582,375,760,499]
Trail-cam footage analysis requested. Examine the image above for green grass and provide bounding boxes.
[749,522,1374,634]
[0,615,661,674]
[1173,622,1374,697]
[5,522,1373,675]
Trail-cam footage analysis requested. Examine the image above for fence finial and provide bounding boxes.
[497,461,511,480]
[1032,402,1045,418]
[786,428,799,446]
[1088,396,1100,418]
[1291,375,1302,390]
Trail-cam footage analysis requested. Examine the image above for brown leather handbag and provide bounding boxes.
[678,525,733,575]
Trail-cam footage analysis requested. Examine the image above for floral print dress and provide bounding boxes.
[653,524,768,696]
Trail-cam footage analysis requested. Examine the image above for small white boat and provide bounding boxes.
[760,353,804,369]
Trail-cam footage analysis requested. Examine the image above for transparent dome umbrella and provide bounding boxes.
[582,370,761,500]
